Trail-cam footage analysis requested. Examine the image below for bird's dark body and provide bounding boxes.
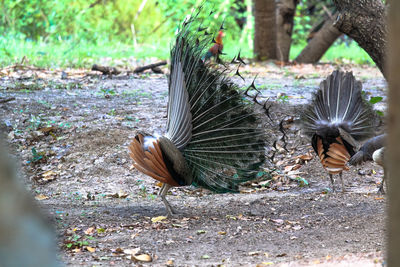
[302,70,376,189]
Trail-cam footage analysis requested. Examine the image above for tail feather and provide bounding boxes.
[165,8,266,192]
[303,70,376,140]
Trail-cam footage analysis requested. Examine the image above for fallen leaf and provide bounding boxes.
[151,216,167,223]
[97,228,105,233]
[197,230,206,235]
[201,254,210,259]
[84,227,95,235]
[218,231,226,235]
[166,259,174,266]
[35,194,49,200]
[118,190,129,198]
[298,154,313,161]
[284,164,301,173]
[114,247,124,253]
[249,251,261,256]
[108,190,129,198]
[293,225,302,231]
[86,246,96,253]
[123,248,140,255]
[38,126,57,134]
[271,219,284,225]
[132,254,152,262]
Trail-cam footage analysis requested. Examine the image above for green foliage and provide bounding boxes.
[369,96,383,105]
[0,0,256,67]
[31,147,44,163]
[0,0,374,67]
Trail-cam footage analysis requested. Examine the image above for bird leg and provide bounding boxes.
[329,174,335,192]
[159,183,177,217]
[378,166,387,194]
[339,172,346,193]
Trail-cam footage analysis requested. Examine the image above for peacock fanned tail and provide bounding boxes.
[167,9,267,193]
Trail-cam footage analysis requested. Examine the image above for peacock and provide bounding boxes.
[128,9,266,216]
[301,70,376,192]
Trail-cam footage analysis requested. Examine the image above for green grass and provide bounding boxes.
[0,35,171,68]
[0,34,374,68]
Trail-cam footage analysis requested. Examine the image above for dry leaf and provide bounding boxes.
[38,126,57,134]
[84,227,95,235]
[108,190,129,198]
[298,154,313,161]
[256,262,274,266]
[132,254,152,262]
[218,231,226,235]
[86,246,96,253]
[35,194,49,200]
[271,219,284,225]
[42,170,56,177]
[249,251,261,256]
[151,216,167,223]
[284,164,301,173]
[123,248,140,255]
[293,225,302,231]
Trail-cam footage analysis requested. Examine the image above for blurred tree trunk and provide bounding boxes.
[294,15,342,63]
[0,138,59,266]
[254,0,277,60]
[388,0,400,265]
[276,0,298,62]
[333,0,387,78]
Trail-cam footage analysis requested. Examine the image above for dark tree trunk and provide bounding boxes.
[295,15,342,64]
[388,0,400,265]
[333,0,387,78]
[276,0,298,62]
[254,0,277,60]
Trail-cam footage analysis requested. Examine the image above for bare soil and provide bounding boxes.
[0,63,387,266]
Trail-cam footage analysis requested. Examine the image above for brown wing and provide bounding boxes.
[128,134,179,186]
[316,137,351,174]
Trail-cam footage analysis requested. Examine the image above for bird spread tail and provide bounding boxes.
[302,70,376,141]
[166,8,267,192]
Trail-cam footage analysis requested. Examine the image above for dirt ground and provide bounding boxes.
[0,62,387,266]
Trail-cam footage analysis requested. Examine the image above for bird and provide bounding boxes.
[348,134,386,193]
[128,11,266,216]
[301,70,376,192]
[204,30,224,61]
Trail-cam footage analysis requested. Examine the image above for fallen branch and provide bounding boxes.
[133,61,167,74]
[91,64,121,75]
[0,97,15,104]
